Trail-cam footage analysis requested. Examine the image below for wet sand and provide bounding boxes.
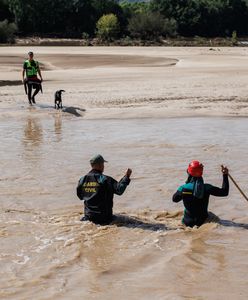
[0,52,177,72]
[1,46,248,119]
[0,47,248,300]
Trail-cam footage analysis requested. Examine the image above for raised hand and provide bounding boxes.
[125,168,132,178]
[221,165,229,175]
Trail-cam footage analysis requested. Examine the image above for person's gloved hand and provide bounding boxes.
[221,165,229,175]
[126,168,132,178]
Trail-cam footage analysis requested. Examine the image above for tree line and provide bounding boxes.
[1,0,248,43]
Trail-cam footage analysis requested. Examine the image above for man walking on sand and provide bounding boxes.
[77,154,132,225]
[22,51,43,105]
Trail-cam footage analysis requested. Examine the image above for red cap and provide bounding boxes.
[187,160,204,177]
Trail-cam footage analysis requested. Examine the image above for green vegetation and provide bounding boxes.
[0,19,17,43]
[128,11,177,39]
[96,14,120,40]
[0,0,14,22]
[0,0,248,43]
[231,30,238,46]
[151,0,248,37]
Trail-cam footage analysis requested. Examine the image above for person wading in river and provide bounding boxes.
[173,161,229,227]
[22,51,43,105]
[77,155,132,225]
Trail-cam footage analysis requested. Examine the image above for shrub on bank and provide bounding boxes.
[231,30,238,46]
[0,19,17,43]
[128,11,177,40]
[96,14,120,41]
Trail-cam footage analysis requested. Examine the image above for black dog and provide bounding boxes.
[54,90,65,109]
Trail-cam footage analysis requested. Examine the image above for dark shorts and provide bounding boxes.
[26,77,41,87]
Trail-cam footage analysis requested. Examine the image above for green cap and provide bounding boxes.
[90,154,108,165]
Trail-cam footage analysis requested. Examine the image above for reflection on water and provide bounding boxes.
[54,112,62,142]
[23,117,43,147]
[22,116,43,165]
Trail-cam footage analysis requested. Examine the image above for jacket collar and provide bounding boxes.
[89,169,103,174]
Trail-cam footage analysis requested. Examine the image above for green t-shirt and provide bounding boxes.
[23,60,39,78]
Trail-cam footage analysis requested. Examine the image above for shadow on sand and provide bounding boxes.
[35,103,86,117]
[62,106,86,117]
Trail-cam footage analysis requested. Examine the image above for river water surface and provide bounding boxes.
[1,108,248,300]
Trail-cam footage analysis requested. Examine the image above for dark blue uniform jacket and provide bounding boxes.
[77,169,130,224]
[173,175,229,227]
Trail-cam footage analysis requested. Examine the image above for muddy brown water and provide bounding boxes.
[1,108,248,300]
[1,46,248,299]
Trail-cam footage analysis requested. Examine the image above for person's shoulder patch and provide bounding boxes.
[178,182,194,191]
[177,183,194,196]
[177,185,184,192]
[96,174,107,185]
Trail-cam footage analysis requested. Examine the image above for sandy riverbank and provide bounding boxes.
[0,46,248,119]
